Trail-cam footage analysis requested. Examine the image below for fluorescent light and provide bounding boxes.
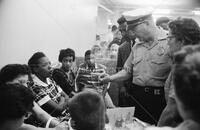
[193,10,200,15]
[107,19,112,25]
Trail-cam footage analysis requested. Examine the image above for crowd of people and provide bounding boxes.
[1,8,200,130]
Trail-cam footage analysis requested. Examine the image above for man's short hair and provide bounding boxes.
[69,90,106,130]
[84,50,91,58]
[28,52,46,74]
[0,83,34,124]
[169,18,200,45]
[58,48,75,62]
[174,45,200,120]
[0,64,30,85]
[117,16,127,25]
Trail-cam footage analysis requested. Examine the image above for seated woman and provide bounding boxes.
[68,90,106,130]
[146,45,200,130]
[52,48,76,97]
[28,52,69,117]
[0,64,62,128]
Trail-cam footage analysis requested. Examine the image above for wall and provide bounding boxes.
[96,6,111,41]
[0,0,98,68]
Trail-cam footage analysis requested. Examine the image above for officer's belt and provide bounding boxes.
[131,83,164,95]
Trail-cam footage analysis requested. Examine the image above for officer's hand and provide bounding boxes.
[120,86,128,97]
[99,73,110,84]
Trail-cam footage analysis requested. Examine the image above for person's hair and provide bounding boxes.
[174,44,200,120]
[168,18,200,45]
[0,64,30,85]
[111,25,117,32]
[58,48,75,62]
[68,90,106,130]
[28,52,46,74]
[0,83,34,124]
[84,50,91,58]
[156,17,170,26]
[117,16,127,25]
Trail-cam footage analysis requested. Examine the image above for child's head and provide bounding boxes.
[0,83,34,130]
[69,90,106,130]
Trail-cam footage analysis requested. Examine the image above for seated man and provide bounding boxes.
[52,48,76,97]
[0,83,34,130]
[68,90,106,130]
[0,64,64,128]
[28,52,69,117]
[76,50,115,108]
[145,45,200,130]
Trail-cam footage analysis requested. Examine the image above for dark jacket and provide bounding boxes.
[52,68,75,96]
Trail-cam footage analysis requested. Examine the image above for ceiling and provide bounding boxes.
[100,0,200,12]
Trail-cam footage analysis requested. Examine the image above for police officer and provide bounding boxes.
[100,8,172,125]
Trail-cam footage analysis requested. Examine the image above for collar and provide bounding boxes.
[32,74,50,87]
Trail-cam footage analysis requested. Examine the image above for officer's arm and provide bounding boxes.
[109,69,131,82]
[101,49,133,83]
[109,47,134,82]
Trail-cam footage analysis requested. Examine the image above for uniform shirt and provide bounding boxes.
[124,29,172,87]
[29,75,63,106]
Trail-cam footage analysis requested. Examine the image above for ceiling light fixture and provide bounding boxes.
[192,10,200,15]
